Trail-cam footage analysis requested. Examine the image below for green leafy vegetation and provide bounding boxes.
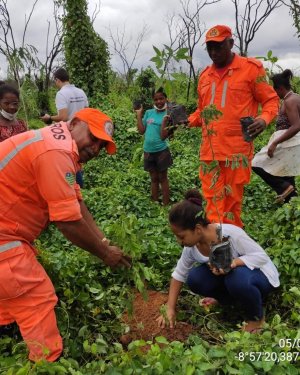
[1,46,300,374]
[1,91,300,373]
[61,0,110,98]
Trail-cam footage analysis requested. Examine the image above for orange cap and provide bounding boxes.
[205,25,232,43]
[73,108,116,155]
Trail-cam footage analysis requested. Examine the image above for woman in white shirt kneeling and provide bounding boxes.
[157,189,279,333]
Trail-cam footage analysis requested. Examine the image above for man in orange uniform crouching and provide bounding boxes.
[0,108,131,361]
[189,25,279,227]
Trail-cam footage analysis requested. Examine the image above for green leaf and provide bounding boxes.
[208,347,227,358]
[272,314,281,326]
[83,340,90,352]
[89,287,102,293]
[153,45,161,56]
[155,336,169,344]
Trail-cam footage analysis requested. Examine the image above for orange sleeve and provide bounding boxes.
[251,65,279,125]
[188,108,202,127]
[189,73,205,128]
[32,150,82,222]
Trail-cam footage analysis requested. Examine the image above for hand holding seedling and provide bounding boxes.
[103,245,131,268]
[247,118,266,137]
[156,304,176,329]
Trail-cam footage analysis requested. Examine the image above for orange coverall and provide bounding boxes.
[189,54,279,227]
[0,122,82,361]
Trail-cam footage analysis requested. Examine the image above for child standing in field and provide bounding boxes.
[157,189,279,332]
[135,88,173,205]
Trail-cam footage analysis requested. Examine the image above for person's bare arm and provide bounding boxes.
[160,115,171,140]
[79,200,106,239]
[248,65,279,137]
[157,278,183,328]
[55,201,131,267]
[268,98,300,157]
[135,108,145,135]
[41,108,69,123]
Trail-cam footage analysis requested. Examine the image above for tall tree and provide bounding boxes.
[158,0,220,100]
[0,0,39,83]
[39,1,64,91]
[178,0,220,79]
[0,0,64,114]
[232,0,282,56]
[33,0,64,111]
[282,0,300,40]
[177,0,221,99]
[108,24,148,87]
[62,0,110,98]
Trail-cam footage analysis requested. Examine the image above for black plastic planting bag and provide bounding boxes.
[209,236,233,274]
[167,103,188,126]
[240,116,254,142]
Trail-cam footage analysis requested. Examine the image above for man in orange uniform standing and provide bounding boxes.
[189,25,279,227]
[0,108,131,362]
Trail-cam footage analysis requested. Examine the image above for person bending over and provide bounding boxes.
[0,108,130,362]
[157,189,279,333]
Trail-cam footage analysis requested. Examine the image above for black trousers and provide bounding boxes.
[252,166,297,201]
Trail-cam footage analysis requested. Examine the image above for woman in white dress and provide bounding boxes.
[252,69,300,203]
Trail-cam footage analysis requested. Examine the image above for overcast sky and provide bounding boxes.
[0,0,299,79]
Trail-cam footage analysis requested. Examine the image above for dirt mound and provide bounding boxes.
[120,290,194,345]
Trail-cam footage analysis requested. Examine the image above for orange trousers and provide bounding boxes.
[0,242,62,362]
[199,161,251,228]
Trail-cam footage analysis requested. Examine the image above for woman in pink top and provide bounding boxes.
[0,84,27,142]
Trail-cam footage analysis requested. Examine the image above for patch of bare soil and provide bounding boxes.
[120,290,194,345]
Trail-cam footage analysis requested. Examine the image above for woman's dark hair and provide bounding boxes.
[0,84,20,100]
[53,68,69,82]
[152,86,167,99]
[271,69,293,90]
[169,189,210,230]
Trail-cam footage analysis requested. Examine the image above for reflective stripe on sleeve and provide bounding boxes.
[0,241,22,253]
[210,82,216,105]
[221,81,228,108]
[0,130,43,171]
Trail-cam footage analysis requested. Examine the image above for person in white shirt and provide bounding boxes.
[41,68,89,188]
[41,68,88,124]
[157,189,279,333]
